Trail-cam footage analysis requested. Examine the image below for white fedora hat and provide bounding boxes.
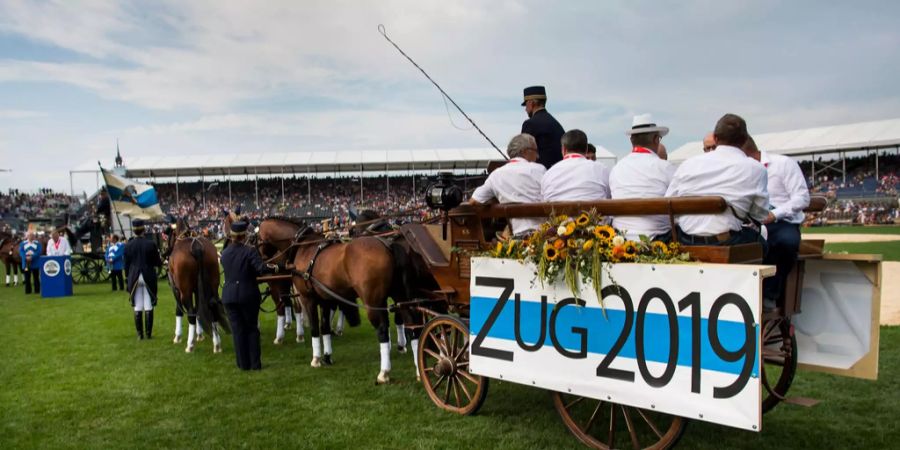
[625,113,669,137]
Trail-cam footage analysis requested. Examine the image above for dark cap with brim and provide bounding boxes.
[522,85,547,106]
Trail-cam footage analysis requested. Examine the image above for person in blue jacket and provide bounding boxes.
[19,232,43,295]
[106,234,125,291]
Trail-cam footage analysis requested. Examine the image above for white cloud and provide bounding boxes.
[0,109,46,119]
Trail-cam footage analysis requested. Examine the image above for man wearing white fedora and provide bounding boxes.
[609,114,676,241]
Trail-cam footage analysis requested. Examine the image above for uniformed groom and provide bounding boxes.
[521,86,565,169]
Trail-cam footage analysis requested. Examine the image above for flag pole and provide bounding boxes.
[97,161,127,239]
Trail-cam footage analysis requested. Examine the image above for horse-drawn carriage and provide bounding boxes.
[388,186,880,449]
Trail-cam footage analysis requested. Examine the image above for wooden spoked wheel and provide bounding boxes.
[96,260,110,282]
[417,315,489,416]
[761,316,797,413]
[71,258,93,284]
[551,392,687,450]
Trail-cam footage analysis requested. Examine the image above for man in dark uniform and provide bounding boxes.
[521,86,565,169]
[220,220,277,370]
[124,219,163,339]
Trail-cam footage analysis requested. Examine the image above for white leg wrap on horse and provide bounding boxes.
[275,316,285,341]
[380,342,391,372]
[411,339,420,369]
[187,324,196,347]
[197,322,204,335]
[174,316,183,337]
[285,306,293,325]
[312,337,322,358]
[396,324,407,347]
[294,312,304,336]
[5,274,8,284]
[323,334,333,355]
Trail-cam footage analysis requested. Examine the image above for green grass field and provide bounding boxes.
[803,225,900,235]
[1,283,898,450]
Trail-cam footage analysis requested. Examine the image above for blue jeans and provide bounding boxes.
[678,227,767,248]
[763,221,801,303]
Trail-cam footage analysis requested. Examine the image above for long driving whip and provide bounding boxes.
[377,24,508,160]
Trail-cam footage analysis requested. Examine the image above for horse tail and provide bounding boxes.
[191,241,216,333]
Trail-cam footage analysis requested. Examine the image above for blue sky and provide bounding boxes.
[1,0,899,194]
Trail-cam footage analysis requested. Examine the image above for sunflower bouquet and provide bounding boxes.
[485,210,690,304]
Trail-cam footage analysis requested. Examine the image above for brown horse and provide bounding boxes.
[228,214,307,344]
[164,217,228,353]
[0,231,21,287]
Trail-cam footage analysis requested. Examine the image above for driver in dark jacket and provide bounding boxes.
[220,220,276,370]
[124,219,163,340]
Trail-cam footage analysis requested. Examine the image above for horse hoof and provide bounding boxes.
[284,323,292,330]
[310,357,322,368]
[416,375,422,383]
[173,336,182,344]
[185,346,194,353]
[197,335,206,342]
[273,337,283,345]
[397,345,407,354]
[323,354,333,366]
[214,345,222,354]
[335,329,343,337]
[296,335,305,344]
[376,371,390,385]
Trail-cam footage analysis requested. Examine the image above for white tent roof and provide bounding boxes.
[75,148,508,178]
[669,118,900,163]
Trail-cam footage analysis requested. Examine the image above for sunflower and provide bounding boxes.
[575,213,590,226]
[582,239,594,251]
[651,241,669,255]
[593,225,615,241]
[556,214,569,222]
[544,245,559,261]
[553,239,566,250]
[567,239,577,249]
[623,241,638,259]
[565,223,576,236]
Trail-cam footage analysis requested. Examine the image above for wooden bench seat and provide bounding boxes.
[683,243,763,264]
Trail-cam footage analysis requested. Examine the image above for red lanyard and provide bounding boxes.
[632,146,653,154]
[506,158,523,164]
[563,153,585,160]
[54,240,60,250]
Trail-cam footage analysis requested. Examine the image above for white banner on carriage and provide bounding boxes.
[468,257,766,432]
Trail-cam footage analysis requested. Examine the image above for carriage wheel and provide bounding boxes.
[551,392,687,450]
[87,260,103,283]
[96,260,110,282]
[418,315,489,416]
[72,259,92,284]
[761,316,797,413]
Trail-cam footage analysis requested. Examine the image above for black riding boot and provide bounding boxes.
[145,310,154,339]
[134,312,144,340]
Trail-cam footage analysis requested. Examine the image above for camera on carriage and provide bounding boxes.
[423,171,463,212]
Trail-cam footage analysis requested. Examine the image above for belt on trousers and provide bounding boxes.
[680,229,734,245]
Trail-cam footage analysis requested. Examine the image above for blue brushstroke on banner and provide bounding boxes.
[107,185,159,209]
[470,295,759,377]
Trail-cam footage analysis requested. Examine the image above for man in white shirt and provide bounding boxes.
[541,129,610,202]
[743,137,810,305]
[702,132,716,152]
[469,133,546,236]
[46,230,72,256]
[610,114,676,241]
[665,114,770,246]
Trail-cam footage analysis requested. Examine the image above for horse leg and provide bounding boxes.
[4,261,9,287]
[408,320,423,382]
[395,311,407,353]
[173,303,184,344]
[333,309,345,336]
[294,298,306,343]
[196,320,205,341]
[308,301,322,368]
[284,301,293,330]
[372,309,391,384]
[186,315,197,353]
[272,283,286,344]
[321,305,334,366]
[212,322,222,353]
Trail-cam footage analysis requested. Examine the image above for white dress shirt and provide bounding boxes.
[609,148,676,240]
[46,237,72,256]
[541,153,611,202]
[471,157,546,235]
[665,145,769,236]
[761,151,810,224]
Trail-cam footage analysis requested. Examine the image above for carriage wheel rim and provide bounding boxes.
[551,391,686,450]
[761,317,797,413]
[418,316,488,416]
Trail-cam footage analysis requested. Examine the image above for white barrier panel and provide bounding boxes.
[794,257,881,379]
[469,257,766,432]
